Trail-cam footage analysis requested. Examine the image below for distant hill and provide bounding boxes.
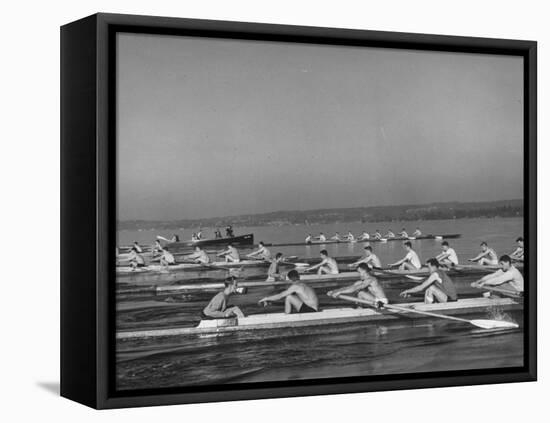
[118,199,523,231]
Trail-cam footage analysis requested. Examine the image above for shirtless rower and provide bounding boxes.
[358,231,370,241]
[435,241,459,267]
[306,250,339,275]
[400,258,458,304]
[412,227,422,237]
[191,233,199,242]
[373,230,383,240]
[217,244,240,263]
[469,242,498,266]
[389,241,422,271]
[471,255,524,293]
[349,246,382,269]
[385,229,396,238]
[266,253,284,282]
[398,228,409,238]
[346,231,356,241]
[305,234,313,244]
[247,242,272,261]
[184,246,210,264]
[327,263,388,308]
[330,232,343,242]
[318,232,327,242]
[259,270,319,314]
[510,237,524,262]
[128,247,146,270]
[202,277,245,318]
[132,241,143,253]
[196,229,203,240]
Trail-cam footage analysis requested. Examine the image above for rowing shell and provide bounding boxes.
[115,259,309,275]
[116,296,520,339]
[153,265,509,293]
[264,234,461,247]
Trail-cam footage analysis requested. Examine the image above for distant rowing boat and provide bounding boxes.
[118,233,254,254]
[116,296,521,339]
[116,255,362,276]
[264,233,461,247]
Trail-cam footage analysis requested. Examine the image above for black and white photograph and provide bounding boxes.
[114,31,528,391]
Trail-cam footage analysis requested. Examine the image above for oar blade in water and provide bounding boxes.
[470,319,519,330]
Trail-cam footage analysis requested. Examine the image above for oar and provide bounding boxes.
[336,294,518,330]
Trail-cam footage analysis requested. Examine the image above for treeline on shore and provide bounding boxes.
[118,199,523,231]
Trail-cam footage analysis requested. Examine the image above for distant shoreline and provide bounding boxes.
[118,199,523,231]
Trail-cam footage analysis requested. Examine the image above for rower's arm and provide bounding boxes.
[481,271,514,286]
[403,274,437,294]
[308,259,326,270]
[470,251,488,261]
[217,248,230,256]
[203,298,227,318]
[436,252,448,260]
[330,280,367,297]
[260,286,297,302]
[390,257,406,266]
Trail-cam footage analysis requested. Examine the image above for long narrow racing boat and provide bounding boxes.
[116,296,521,339]
[264,233,461,247]
[153,264,519,293]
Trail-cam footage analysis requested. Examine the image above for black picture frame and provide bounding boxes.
[60,12,537,409]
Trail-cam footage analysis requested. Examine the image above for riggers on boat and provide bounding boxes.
[116,255,363,276]
[116,296,521,339]
[264,233,462,247]
[153,264,521,293]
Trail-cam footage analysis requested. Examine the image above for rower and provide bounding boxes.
[258,269,319,314]
[266,253,285,282]
[330,232,342,241]
[226,225,234,238]
[318,232,327,242]
[346,231,355,241]
[385,229,395,238]
[400,258,458,304]
[306,250,339,275]
[468,242,498,266]
[152,239,164,255]
[358,231,370,241]
[196,229,203,240]
[159,248,176,267]
[435,241,459,267]
[247,242,272,261]
[132,241,143,253]
[349,246,382,269]
[202,277,245,318]
[191,233,199,242]
[305,234,313,244]
[510,237,524,262]
[128,247,146,270]
[373,230,383,240]
[398,228,408,238]
[389,241,422,270]
[184,246,210,264]
[412,227,422,237]
[214,229,222,239]
[217,244,240,263]
[327,263,388,308]
[471,255,524,293]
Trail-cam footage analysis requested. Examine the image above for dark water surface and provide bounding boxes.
[116,217,524,390]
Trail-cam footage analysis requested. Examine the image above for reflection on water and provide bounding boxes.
[116,217,525,390]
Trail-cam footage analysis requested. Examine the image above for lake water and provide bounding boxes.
[116,217,524,391]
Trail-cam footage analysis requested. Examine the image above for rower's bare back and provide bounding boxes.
[293,283,319,310]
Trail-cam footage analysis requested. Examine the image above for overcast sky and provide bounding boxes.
[116,33,523,221]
